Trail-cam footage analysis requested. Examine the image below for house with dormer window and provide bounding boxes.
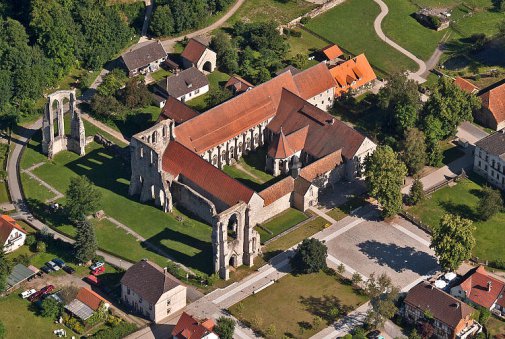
[0,215,27,253]
[154,68,209,104]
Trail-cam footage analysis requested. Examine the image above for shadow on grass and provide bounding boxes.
[299,295,351,324]
[112,112,154,139]
[439,200,477,221]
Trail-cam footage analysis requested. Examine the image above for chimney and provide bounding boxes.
[487,281,492,292]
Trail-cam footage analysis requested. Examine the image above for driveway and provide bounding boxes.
[457,121,489,145]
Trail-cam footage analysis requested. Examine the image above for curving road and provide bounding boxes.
[372,0,427,83]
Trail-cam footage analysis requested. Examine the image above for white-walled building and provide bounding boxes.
[120,259,187,323]
[474,129,505,190]
[155,68,209,104]
[181,38,217,73]
[0,215,27,253]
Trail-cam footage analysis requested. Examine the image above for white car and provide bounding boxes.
[90,261,104,271]
[20,289,37,299]
[46,261,60,271]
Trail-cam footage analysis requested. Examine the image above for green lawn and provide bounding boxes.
[286,29,328,61]
[408,175,505,262]
[20,134,213,276]
[150,68,172,82]
[0,292,80,339]
[186,70,230,112]
[227,0,316,25]
[306,0,417,74]
[257,208,308,242]
[229,271,367,338]
[487,316,505,337]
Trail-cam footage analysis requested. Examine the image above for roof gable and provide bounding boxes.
[293,62,336,100]
[0,215,26,244]
[76,287,107,311]
[459,266,505,309]
[322,44,344,60]
[480,83,505,125]
[181,38,209,64]
[329,54,377,95]
[454,77,479,94]
[121,41,167,71]
[158,68,209,99]
[172,312,215,339]
[158,96,199,124]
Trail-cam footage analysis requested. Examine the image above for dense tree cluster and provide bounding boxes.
[0,249,13,291]
[149,0,234,36]
[290,238,328,274]
[0,0,141,123]
[210,21,288,84]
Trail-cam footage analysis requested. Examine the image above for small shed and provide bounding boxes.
[65,299,95,321]
[7,264,37,290]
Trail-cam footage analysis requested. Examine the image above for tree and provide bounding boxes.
[40,297,63,319]
[364,273,399,329]
[290,238,328,274]
[351,272,363,287]
[420,322,435,339]
[74,220,98,263]
[149,5,174,37]
[122,77,152,109]
[0,249,12,291]
[401,128,427,175]
[211,31,239,74]
[409,329,421,339]
[337,263,346,275]
[422,77,481,140]
[0,320,5,339]
[476,186,503,221]
[426,140,443,167]
[494,0,505,12]
[214,317,235,339]
[408,177,424,206]
[431,214,475,271]
[91,94,126,120]
[364,146,407,218]
[66,176,101,221]
[290,53,308,69]
[97,69,127,97]
[35,241,46,253]
[205,87,232,108]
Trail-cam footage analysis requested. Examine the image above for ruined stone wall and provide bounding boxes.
[254,193,292,225]
[171,180,217,224]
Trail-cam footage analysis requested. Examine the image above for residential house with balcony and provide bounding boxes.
[0,215,27,253]
[473,130,505,190]
[120,259,187,323]
[402,281,481,339]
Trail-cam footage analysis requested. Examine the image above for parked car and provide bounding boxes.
[28,285,55,302]
[62,266,75,274]
[90,261,104,271]
[40,265,52,274]
[85,275,99,286]
[52,258,65,267]
[20,289,37,299]
[46,261,60,271]
[91,265,105,276]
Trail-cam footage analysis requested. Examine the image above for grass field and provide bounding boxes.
[306,0,417,74]
[286,29,328,65]
[229,271,367,338]
[150,68,172,82]
[20,134,213,275]
[408,174,505,262]
[227,0,316,25]
[487,316,505,337]
[186,70,230,111]
[257,208,308,243]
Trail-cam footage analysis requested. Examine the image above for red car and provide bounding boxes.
[91,265,105,276]
[28,285,55,302]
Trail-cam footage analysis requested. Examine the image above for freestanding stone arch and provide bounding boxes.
[41,90,86,159]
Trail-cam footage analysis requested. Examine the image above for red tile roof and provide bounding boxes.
[225,75,254,94]
[293,62,337,100]
[322,44,344,60]
[158,97,199,124]
[76,287,107,311]
[300,149,343,181]
[174,71,299,154]
[480,83,505,126]
[329,54,377,96]
[459,266,505,309]
[0,215,27,244]
[172,312,215,339]
[267,126,308,159]
[162,142,255,209]
[181,38,208,64]
[454,77,479,94]
[268,89,365,159]
[259,177,295,206]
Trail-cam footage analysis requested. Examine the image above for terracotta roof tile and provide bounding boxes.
[329,54,377,96]
[120,260,182,305]
[458,266,505,309]
[267,126,308,159]
[293,62,336,100]
[405,281,475,329]
[76,287,107,311]
[0,215,27,244]
[300,149,343,181]
[172,312,215,339]
[225,75,254,94]
[480,83,505,125]
[454,77,479,94]
[322,44,344,60]
[121,41,167,72]
[162,142,255,209]
[259,177,294,206]
[174,71,300,153]
[158,96,199,124]
[267,89,365,159]
[275,65,301,76]
[181,38,208,64]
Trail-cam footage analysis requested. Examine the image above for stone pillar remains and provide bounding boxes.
[42,90,86,158]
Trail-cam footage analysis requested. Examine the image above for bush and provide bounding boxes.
[300,16,310,24]
[427,15,442,29]
[290,30,302,37]
[40,298,63,319]
[214,317,235,339]
[14,253,31,266]
[478,307,491,325]
[0,320,5,339]
[25,234,36,247]
[35,241,46,253]
[91,322,137,339]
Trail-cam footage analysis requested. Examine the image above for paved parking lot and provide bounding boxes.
[325,212,439,289]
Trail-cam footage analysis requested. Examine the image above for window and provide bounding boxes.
[149,304,152,310]
[167,300,171,306]
[127,288,130,295]
[479,161,481,167]
[140,147,144,158]
[485,165,488,171]
[139,297,143,303]
[321,101,324,104]
[195,89,200,94]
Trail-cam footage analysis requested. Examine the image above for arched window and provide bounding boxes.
[212,155,218,165]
